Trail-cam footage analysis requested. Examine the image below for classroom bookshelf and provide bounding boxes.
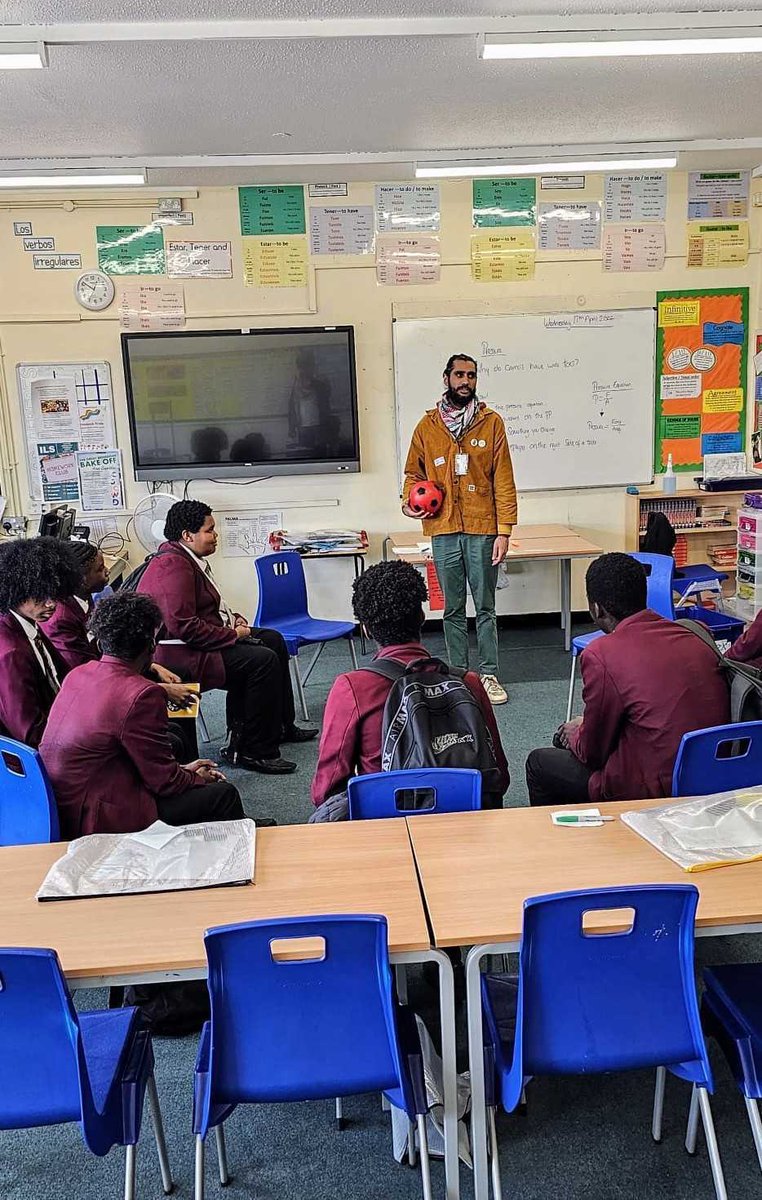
[624,487,748,597]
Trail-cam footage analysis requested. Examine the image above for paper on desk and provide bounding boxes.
[36,818,257,900]
[552,807,604,827]
[621,789,762,871]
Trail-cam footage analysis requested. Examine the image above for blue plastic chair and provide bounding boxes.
[253,551,358,720]
[0,735,59,845]
[566,552,676,720]
[348,768,482,820]
[193,915,433,1200]
[0,947,173,1199]
[672,720,762,796]
[481,885,726,1199]
[699,964,762,1172]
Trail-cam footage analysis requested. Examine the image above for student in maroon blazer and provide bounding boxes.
[312,560,510,809]
[526,553,730,806]
[0,537,79,748]
[137,499,315,775]
[725,609,762,670]
[40,592,244,837]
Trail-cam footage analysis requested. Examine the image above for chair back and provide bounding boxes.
[672,720,762,796]
[201,916,413,1122]
[630,552,675,619]
[348,768,482,820]
[498,885,711,1109]
[253,552,309,627]
[0,948,82,1129]
[0,736,59,845]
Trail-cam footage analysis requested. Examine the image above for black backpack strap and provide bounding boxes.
[358,658,410,683]
[675,616,724,660]
[360,655,467,682]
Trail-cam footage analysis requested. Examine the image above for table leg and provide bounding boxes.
[466,941,519,1200]
[559,558,572,652]
[394,949,459,1200]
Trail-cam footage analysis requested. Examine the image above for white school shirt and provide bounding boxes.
[11,611,61,691]
[75,593,96,641]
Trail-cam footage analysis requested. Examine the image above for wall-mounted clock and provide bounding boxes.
[74,270,115,311]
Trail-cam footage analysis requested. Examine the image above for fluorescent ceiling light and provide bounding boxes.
[0,42,46,68]
[416,156,677,179]
[0,171,146,188]
[482,31,762,60]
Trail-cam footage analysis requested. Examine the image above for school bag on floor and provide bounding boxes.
[360,656,503,799]
[677,617,762,722]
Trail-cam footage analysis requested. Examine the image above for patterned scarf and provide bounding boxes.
[438,391,479,442]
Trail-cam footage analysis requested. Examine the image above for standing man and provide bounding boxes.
[403,353,517,704]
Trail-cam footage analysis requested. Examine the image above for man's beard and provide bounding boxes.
[445,386,476,408]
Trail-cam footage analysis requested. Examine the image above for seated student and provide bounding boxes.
[40,592,245,837]
[312,559,510,808]
[526,552,730,807]
[137,499,315,775]
[724,609,762,670]
[0,537,79,747]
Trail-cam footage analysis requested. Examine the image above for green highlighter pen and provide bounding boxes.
[554,814,615,825]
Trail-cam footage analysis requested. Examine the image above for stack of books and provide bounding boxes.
[269,529,368,554]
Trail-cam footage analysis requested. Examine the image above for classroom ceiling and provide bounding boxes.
[2,2,762,180]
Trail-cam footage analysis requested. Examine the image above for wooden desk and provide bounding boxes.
[407,802,762,1200]
[0,819,460,1200]
[385,525,603,650]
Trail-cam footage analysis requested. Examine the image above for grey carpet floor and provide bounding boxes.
[2,617,761,1200]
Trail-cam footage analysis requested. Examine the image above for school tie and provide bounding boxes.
[34,631,60,694]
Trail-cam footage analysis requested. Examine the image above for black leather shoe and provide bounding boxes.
[282,724,319,743]
[239,754,297,775]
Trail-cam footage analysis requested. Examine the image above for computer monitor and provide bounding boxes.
[38,506,76,540]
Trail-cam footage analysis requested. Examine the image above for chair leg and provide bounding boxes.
[195,1134,205,1200]
[335,1097,346,1132]
[416,1113,433,1200]
[214,1124,230,1186]
[408,1120,417,1167]
[652,1066,666,1143]
[395,963,409,1004]
[147,1073,174,1195]
[697,1088,728,1200]
[744,1096,762,1171]
[566,654,577,722]
[348,635,358,669]
[686,1085,700,1154]
[124,1143,137,1200]
[489,1106,503,1200]
[291,657,309,722]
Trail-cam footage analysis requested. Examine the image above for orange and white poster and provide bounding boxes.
[654,288,748,472]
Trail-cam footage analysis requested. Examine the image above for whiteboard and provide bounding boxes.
[393,309,656,492]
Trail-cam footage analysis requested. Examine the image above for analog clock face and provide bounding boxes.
[74,270,115,311]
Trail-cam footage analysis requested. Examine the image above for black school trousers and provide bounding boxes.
[525,747,592,807]
[220,628,296,758]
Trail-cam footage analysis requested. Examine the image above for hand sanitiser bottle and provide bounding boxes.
[662,452,677,494]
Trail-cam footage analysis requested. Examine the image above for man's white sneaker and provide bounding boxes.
[481,674,508,705]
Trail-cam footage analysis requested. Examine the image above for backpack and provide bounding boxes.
[119,548,171,593]
[360,656,503,798]
[677,617,762,722]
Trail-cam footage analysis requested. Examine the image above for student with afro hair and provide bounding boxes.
[40,591,244,837]
[0,537,79,746]
[526,552,729,806]
[311,559,509,808]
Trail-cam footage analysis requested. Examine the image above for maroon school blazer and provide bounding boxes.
[0,612,66,748]
[566,608,730,803]
[45,596,97,671]
[137,542,238,690]
[40,655,203,837]
[726,610,762,670]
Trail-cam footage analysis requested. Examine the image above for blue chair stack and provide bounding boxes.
[193,915,433,1200]
[253,551,358,719]
[0,947,173,1199]
[566,551,675,720]
[0,735,59,845]
[481,885,727,1200]
[672,720,762,796]
[348,767,482,820]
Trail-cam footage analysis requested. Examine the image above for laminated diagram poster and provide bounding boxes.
[654,288,748,473]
